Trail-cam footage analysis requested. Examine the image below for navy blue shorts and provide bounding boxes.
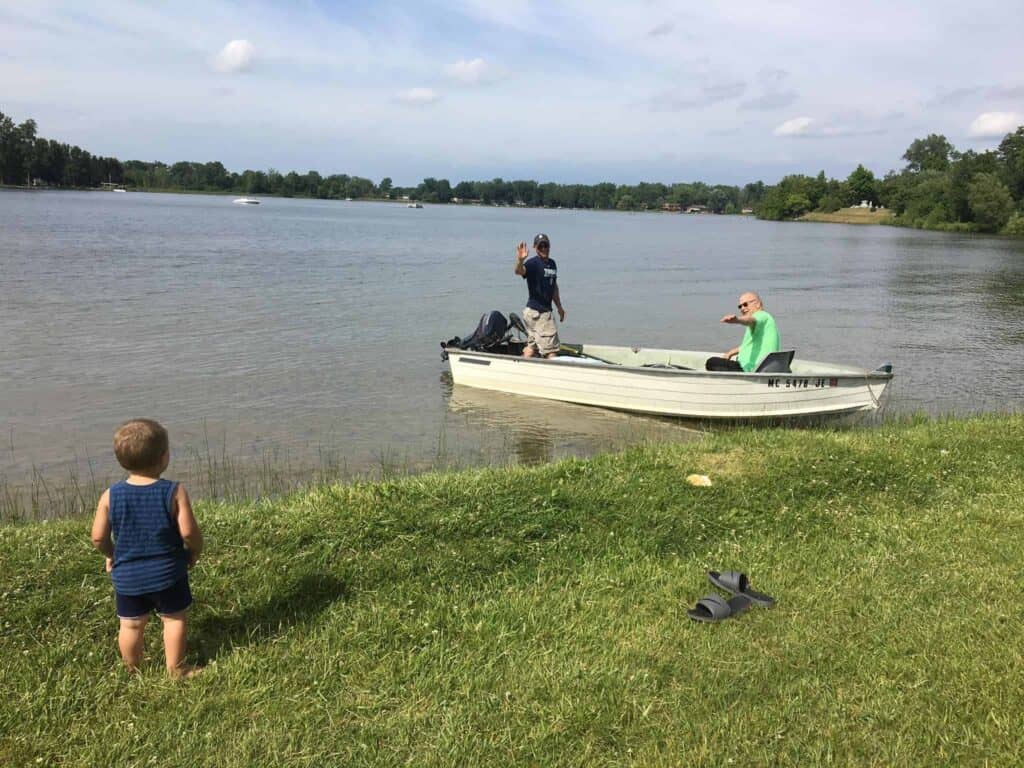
[116,577,192,619]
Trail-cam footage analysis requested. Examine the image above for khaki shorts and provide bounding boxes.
[523,307,560,355]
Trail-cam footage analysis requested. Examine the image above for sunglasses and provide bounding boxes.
[537,243,550,251]
[737,301,751,310]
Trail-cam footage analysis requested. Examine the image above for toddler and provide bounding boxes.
[90,418,203,676]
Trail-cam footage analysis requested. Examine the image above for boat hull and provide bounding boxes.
[444,347,892,420]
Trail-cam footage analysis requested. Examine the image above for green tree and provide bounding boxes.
[616,194,636,211]
[707,187,730,213]
[1002,213,1024,236]
[378,177,392,198]
[741,181,765,207]
[948,150,999,221]
[0,115,36,185]
[902,134,955,173]
[845,164,878,205]
[783,193,812,218]
[997,126,1024,200]
[592,182,616,209]
[967,173,1015,232]
[900,170,953,227]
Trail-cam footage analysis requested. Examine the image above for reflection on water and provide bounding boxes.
[2,190,1023,517]
[442,374,701,465]
[883,232,1024,410]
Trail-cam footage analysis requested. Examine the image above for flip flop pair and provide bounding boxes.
[687,570,775,623]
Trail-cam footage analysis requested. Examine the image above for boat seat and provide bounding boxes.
[755,350,795,373]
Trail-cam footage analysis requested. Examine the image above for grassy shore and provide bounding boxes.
[3,416,1023,766]
[799,208,896,225]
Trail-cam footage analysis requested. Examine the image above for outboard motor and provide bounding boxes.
[463,311,508,349]
[441,311,511,359]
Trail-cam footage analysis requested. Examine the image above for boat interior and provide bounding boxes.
[442,311,888,378]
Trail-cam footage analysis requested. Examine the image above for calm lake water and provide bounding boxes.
[2,190,1023,510]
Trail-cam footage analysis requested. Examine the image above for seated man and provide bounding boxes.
[706,291,780,372]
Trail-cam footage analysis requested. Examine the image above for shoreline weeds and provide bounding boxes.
[2,414,1023,765]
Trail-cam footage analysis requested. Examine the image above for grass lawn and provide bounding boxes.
[2,416,1022,766]
[800,208,896,225]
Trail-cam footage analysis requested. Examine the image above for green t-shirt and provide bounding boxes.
[738,310,780,372]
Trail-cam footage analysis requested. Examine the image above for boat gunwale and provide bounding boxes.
[443,347,894,381]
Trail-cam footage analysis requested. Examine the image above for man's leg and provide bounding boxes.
[118,615,148,671]
[533,310,560,359]
[522,308,539,358]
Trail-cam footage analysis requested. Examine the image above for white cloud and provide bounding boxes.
[397,87,440,106]
[968,111,1022,138]
[446,58,497,85]
[774,116,814,136]
[214,39,255,73]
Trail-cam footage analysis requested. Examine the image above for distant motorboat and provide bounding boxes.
[233,197,260,205]
[407,202,423,208]
[113,187,127,193]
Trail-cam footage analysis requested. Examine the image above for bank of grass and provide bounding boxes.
[2,415,1023,766]
[799,207,896,225]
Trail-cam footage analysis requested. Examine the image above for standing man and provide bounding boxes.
[514,233,565,358]
[705,291,780,371]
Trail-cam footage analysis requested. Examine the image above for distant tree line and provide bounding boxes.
[5,108,1020,234]
[1,108,765,213]
[0,111,124,187]
[757,128,1024,235]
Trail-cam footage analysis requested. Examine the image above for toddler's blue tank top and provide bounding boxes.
[109,478,188,595]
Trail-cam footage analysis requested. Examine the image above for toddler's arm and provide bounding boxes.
[90,490,114,564]
[174,485,204,565]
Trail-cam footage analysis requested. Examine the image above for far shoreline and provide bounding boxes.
[0,184,752,215]
[798,208,895,226]
[6,185,1022,236]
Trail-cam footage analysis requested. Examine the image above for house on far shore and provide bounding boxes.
[741,207,754,214]
[685,204,708,214]
[661,202,682,212]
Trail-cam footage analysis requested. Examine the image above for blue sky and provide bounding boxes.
[2,0,1022,185]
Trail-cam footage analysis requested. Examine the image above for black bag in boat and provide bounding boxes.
[441,310,509,357]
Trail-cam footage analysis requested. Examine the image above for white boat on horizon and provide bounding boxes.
[233,197,260,205]
[441,313,893,421]
[407,202,423,208]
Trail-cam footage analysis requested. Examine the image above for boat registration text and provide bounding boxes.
[767,378,839,388]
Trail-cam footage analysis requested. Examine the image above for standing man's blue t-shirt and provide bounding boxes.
[523,256,558,312]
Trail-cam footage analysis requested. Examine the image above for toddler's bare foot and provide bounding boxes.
[168,663,201,680]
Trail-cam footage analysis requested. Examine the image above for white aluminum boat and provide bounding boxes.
[443,343,893,420]
[233,197,260,205]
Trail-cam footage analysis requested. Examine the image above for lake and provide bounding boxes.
[2,190,1023,515]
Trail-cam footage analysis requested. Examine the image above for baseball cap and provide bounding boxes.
[533,233,550,247]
